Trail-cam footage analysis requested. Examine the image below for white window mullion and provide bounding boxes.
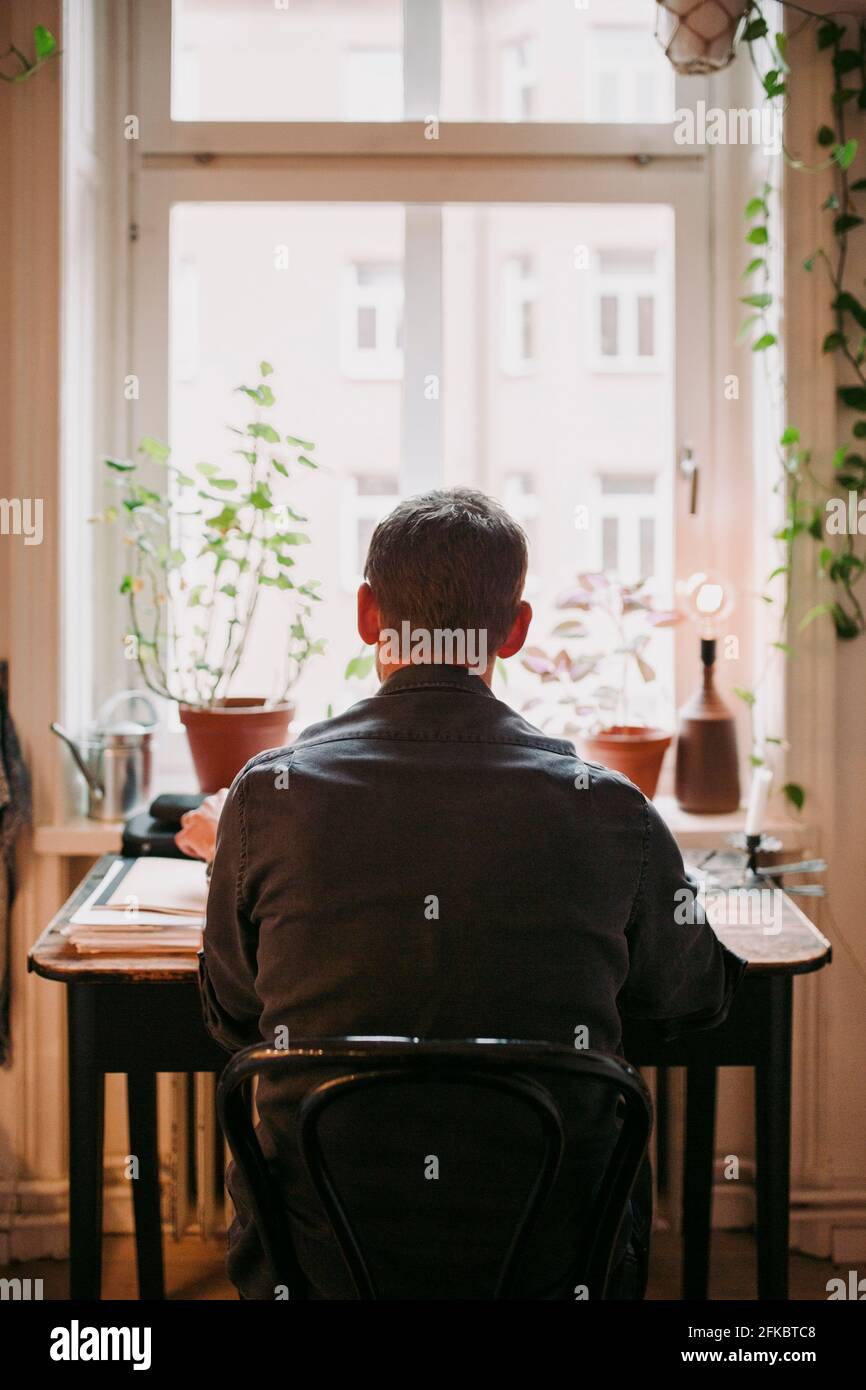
[403,0,441,120]
[401,207,443,496]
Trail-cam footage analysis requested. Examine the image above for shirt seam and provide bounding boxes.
[254,729,578,756]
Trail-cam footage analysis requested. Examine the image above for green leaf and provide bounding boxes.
[743,257,766,277]
[746,226,769,245]
[119,575,134,595]
[345,653,376,681]
[248,422,280,443]
[850,178,866,191]
[138,436,170,464]
[745,196,768,218]
[285,435,315,451]
[105,457,136,472]
[743,17,768,41]
[752,333,777,352]
[834,292,866,331]
[817,125,836,148]
[34,24,57,59]
[833,49,861,75]
[209,505,240,532]
[817,21,845,51]
[853,421,866,438]
[782,783,805,812]
[733,687,756,707]
[740,292,772,309]
[838,385,866,410]
[822,330,847,353]
[210,477,237,490]
[247,484,273,511]
[260,360,274,377]
[271,459,289,477]
[798,602,835,632]
[196,462,220,478]
[780,427,800,446]
[834,139,859,171]
[834,214,864,236]
[275,531,310,546]
[736,314,759,345]
[772,642,793,656]
[749,755,764,768]
[298,455,318,469]
[219,584,238,598]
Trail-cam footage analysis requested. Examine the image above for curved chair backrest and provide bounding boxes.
[217,1037,652,1300]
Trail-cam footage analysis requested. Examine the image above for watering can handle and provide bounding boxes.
[96,689,159,729]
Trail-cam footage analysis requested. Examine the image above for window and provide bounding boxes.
[501,256,538,374]
[123,0,726,746]
[592,248,666,371]
[343,263,404,379]
[340,474,400,591]
[587,25,676,124]
[596,472,665,588]
[500,39,538,122]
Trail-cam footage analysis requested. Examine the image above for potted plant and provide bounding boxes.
[96,362,325,791]
[521,572,682,797]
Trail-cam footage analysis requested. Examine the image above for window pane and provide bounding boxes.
[172,0,677,125]
[637,295,655,357]
[172,0,403,121]
[441,0,676,124]
[169,203,404,723]
[442,203,676,732]
[600,296,618,357]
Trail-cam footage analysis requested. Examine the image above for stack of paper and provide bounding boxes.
[62,857,208,955]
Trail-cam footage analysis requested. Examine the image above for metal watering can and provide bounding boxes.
[51,691,158,821]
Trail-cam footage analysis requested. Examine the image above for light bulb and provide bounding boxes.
[678,571,734,639]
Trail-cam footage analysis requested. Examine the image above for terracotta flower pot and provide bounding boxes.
[180,698,295,794]
[579,725,672,799]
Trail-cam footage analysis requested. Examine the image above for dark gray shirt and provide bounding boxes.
[201,664,745,1297]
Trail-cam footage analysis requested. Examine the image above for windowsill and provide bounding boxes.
[33,797,810,859]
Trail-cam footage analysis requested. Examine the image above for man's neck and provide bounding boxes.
[377,659,494,689]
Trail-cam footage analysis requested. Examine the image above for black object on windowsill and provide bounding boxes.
[122,792,204,859]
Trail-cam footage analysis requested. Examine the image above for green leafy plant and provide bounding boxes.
[520,573,682,737]
[94,362,324,708]
[729,2,866,810]
[0,25,59,83]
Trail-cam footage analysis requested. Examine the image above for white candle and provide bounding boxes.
[745,767,773,837]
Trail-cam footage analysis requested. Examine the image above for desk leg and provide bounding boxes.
[755,976,793,1301]
[67,984,105,1301]
[682,1063,717,1300]
[127,1072,166,1301]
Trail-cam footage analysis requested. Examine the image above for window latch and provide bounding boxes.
[679,446,699,516]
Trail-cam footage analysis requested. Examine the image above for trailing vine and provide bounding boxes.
[0,25,59,84]
[732,3,866,807]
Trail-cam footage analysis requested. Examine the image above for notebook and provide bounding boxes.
[63,857,207,953]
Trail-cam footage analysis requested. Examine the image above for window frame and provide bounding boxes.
[120,0,758,776]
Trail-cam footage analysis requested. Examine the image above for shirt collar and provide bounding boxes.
[376,664,496,699]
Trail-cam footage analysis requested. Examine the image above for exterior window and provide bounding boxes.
[592,249,664,370]
[588,26,676,124]
[597,472,661,586]
[500,39,538,122]
[343,263,404,379]
[502,256,538,374]
[340,474,400,590]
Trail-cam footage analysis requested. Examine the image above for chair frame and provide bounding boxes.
[216,1037,652,1300]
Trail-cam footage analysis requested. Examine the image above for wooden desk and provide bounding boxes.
[29,853,831,1302]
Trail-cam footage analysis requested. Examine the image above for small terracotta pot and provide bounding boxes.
[579,725,672,799]
[180,698,294,794]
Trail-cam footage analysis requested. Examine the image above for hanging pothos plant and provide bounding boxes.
[723,2,866,809]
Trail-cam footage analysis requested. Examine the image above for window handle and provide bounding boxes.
[679,446,699,516]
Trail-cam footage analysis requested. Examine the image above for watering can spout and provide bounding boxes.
[50,723,105,801]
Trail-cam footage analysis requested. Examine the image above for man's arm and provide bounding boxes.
[199,776,262,1053]
[618,797,747,1040]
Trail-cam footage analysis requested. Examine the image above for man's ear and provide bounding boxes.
[497,600,532,659]
[357,582,382,647]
